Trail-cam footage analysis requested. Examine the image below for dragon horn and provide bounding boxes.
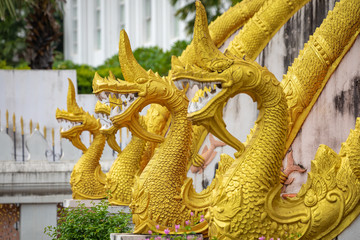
[67,78,81,113]
[119,30,148,82]
[192,1,232,71]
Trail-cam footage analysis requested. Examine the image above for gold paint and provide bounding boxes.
[180,0,268,64]
[93,30,209,235]
[52,128,54,146]
[20,117,24,135]
[227,0,311,59]
[87,0,276,208]
[69,0,360,238]
[43,126,46,139]
[6,110,8,129]
[29,119,33,134]
[56,79,106,199]
[282,0,360,152]
[169,1,360,239]
[36,123,39,130]
[12,113,15,132]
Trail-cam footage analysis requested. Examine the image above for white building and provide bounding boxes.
[63,0,188,66]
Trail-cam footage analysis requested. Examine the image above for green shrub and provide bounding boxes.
[0,40,189,94]
[44,200,132,240]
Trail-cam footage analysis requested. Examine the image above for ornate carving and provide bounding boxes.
[170,1,360,239]
[282,0,360,151]
[56,79,106,199]
[227,0,311,59]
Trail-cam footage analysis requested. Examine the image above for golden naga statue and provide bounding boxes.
[94,84,171,205]
[58,0,291,203]
[56,79,107,199]
[93,30,219,234]
[170,1,360,239]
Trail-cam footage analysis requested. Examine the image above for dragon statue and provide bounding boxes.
[169,1,360,239]
[94,86,171,205]
[88,0,272,205]
[61,0,360,238]
[56,79,107,199]
[58,0,294,203]
[89,0,323,233]
[92,30,220,234]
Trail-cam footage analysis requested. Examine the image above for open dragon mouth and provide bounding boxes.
[98,113,112,130]
[95,93,113,130]
[57,118,82,133]
[174,79,223,113]
[96,91,139,119]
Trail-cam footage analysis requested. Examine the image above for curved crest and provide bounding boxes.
[119,30,148,82]
[67,78,81,113]
[188,1,233,72]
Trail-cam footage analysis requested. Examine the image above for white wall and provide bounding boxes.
[0,70,76,160]
[20,204,57,240]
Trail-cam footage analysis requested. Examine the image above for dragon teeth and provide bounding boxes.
[110,106,120,118]
[174,81,182,89]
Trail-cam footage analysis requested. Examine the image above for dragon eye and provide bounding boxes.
[210,59,233,72]
[136,78,148,84]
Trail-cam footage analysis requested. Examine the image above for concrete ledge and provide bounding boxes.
[0,194,72,204]
[110,233,203,240]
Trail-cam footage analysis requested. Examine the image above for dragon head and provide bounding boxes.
[170,1,252,156]
[94,89,122,153]
[93,30,186,143]
[56,79,100,151]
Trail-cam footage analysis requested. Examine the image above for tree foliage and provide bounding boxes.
[52,40,189,94]
[169,0,242,35]
[0,8,27,65]
[0,0,64,69]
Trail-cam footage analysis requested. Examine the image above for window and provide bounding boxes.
[95,0,101,50]
[118,0,125,32]
[144,0,151,42]
[72,0,78,54]
[172,2,180,38]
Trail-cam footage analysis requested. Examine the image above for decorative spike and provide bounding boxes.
[52,128,55,146]
[108,70,115,79]
[43,126,47,139]
[6,110,9,129]
[190,1,232,71]
[12,113,15,132]
[20,117,24,135]
[67,78,81,113]
[119,30,148,82]
[171,55,184,69]
[30,119,33,134]
[36,123,39,130]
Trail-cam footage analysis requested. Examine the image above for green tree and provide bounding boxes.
[0,0,64,69]
[170,0,242,35]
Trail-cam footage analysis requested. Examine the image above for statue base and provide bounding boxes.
[110,233,203,240]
